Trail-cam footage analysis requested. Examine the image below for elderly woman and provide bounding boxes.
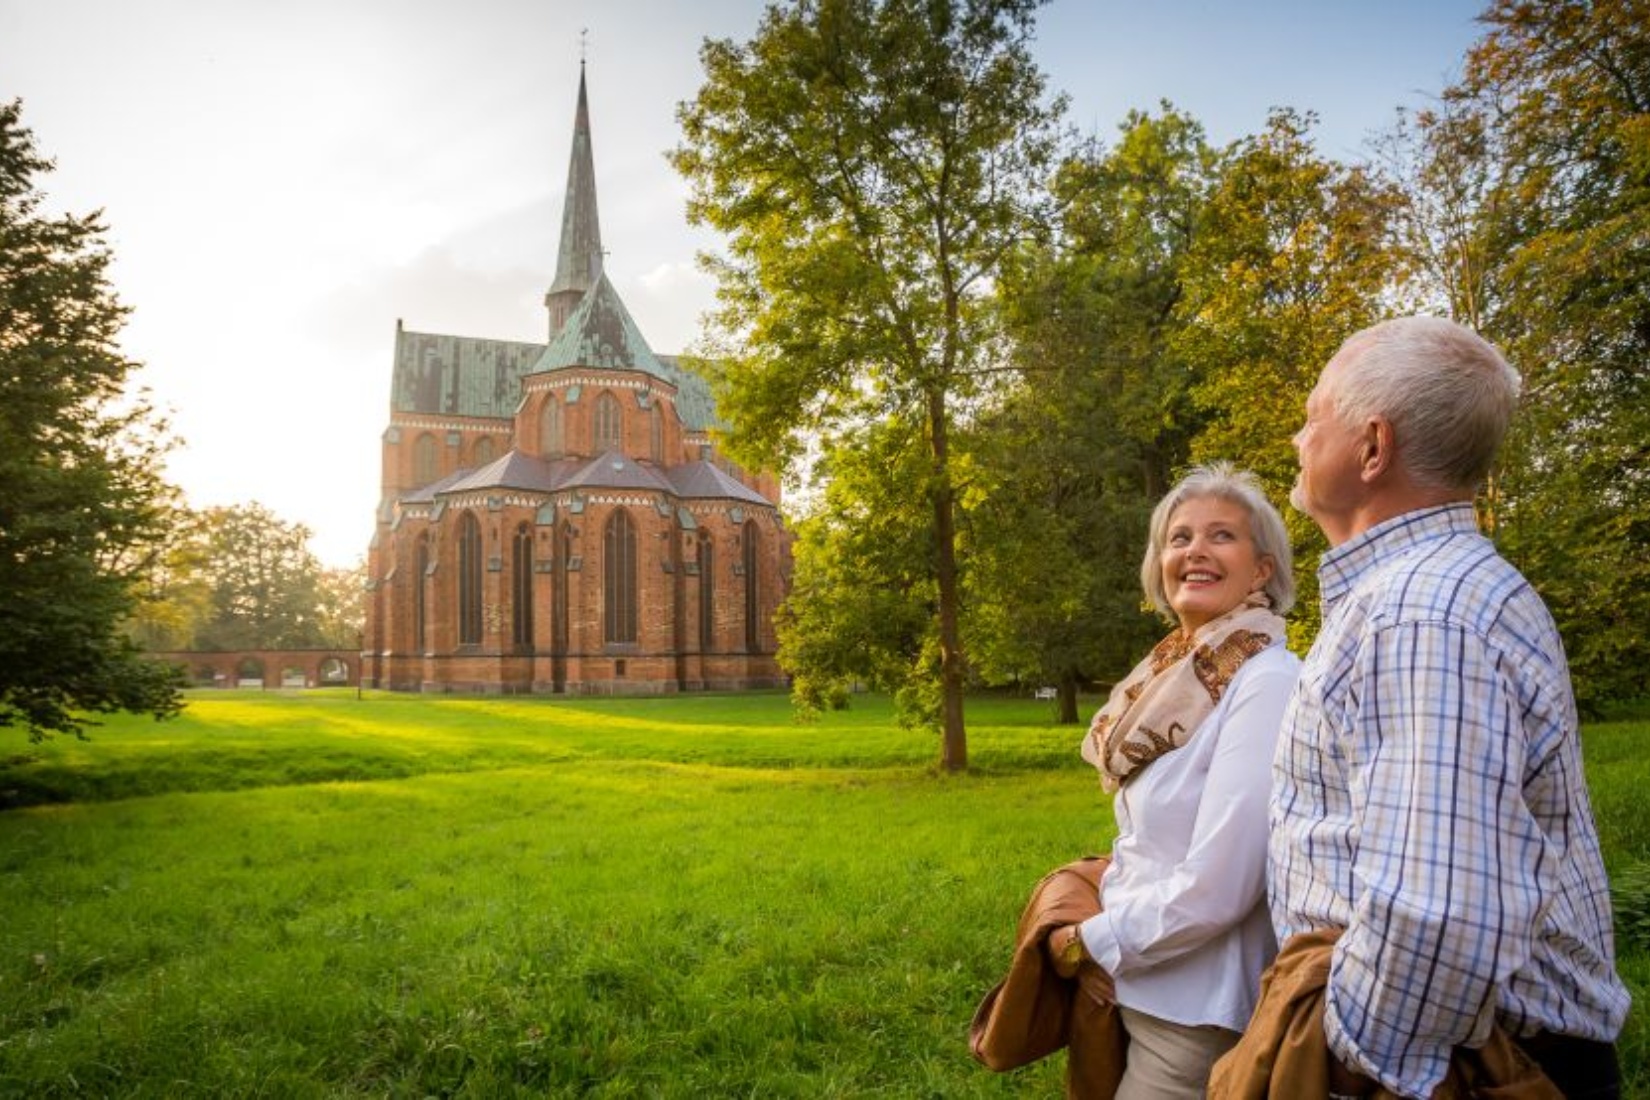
[1048,463,1300,1099]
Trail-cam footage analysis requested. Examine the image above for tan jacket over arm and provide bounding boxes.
[971,855,1125,1099]
[1207,928,1559,1100]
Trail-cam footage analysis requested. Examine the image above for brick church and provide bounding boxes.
[363,68,788,694]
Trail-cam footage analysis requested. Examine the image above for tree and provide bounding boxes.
[191,504,335,650]
[0,99,184,738]
[313,559,367,649]
[672,0,1065,770]
[972,107,1215,721]
[1173,109,1403,640]
[1445,0,1650,710]
[778,418,942,723]
[129,505,365,653]
[126,510,214,651]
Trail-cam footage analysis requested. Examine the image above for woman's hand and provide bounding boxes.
[1047,923,1117,1001]
[1047,922,1084,977]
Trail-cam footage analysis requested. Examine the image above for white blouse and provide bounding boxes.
[1078,642,1300,1032]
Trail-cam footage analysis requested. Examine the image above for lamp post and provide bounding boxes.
[356,629,364,701]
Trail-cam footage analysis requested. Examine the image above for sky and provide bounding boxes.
[0,0,1488,567]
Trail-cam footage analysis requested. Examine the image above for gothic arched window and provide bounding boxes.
[650,405,663,462]
[458,512,483,646]
[414,534,430,652]
[595,391,623,453]
[698,533,714,652]
[413,432,439,484]
[473,436,496,467]
[541,395,564,457]
[512,523,534,650]
[603,509,637,644]
[743,520,760,652]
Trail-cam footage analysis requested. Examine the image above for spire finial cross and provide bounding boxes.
[580,28,589,67]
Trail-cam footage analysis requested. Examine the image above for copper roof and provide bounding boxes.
[546,68,603,300]
[397,449,773,511]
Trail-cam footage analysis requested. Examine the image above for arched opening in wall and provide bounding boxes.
[193,663,219,686]
[541,395,564,457]
[512,522,534,651]
[473,436,496,467]
[458,512,483,647]
[414,535,430,652]
[595,391,622,452]
[743,520,761,653]
[413,432,439,484]
[236,657,265,688]
[281,664,307,688]
[318,657,350,685]
[698,533,714,652]
[604,509,637,644]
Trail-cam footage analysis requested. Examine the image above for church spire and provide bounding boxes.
[545,63,604,337]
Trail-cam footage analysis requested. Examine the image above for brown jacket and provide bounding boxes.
[970,856,1126,1099]
[1207,928,1560,1100]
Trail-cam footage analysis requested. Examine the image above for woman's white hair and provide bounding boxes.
[1332,315,1522,492]
[1140,462,1295,621]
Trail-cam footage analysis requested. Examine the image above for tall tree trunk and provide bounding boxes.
[929,388,968,772]
[1058,669,1081,725]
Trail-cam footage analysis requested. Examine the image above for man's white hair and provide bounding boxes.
[1332,316,1522,492]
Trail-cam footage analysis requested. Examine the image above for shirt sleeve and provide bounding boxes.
[1325,620,1545,1097]
[1081,656,1296,976]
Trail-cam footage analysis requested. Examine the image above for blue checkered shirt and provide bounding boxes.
[1270,504,1629,1098]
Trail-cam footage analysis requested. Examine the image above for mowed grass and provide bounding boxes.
[0,691,1646,1098]
[0,691,1094,1098]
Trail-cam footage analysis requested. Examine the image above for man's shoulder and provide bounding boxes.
[1361,530,1532,625]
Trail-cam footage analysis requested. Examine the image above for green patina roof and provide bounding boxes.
[387,67,720,432]
[655,354,719,434]
[532,272,666,378]
[389,330,544,419]
[527,273,719,431]
[547,68,602,301]
[388,320,720,432]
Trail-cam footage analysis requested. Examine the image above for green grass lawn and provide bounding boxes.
[0,690,1645,1097]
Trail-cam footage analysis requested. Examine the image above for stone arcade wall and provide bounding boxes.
[149,649,361,689]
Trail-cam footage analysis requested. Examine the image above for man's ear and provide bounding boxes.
[1360,417,1395,482]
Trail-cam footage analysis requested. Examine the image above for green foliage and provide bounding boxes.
[1174,109,1402,640]
[970,107,1215,713]
[673,0,1067,768]
[1449,0,1650,711]
[680,1,1648,720]
[778,420,941,725]
[124,513,213,650]
[130,503,363,652]
[0,99,184,739]
[195,503,329,649]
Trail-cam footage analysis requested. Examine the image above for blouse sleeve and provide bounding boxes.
[1081,652,1297,976]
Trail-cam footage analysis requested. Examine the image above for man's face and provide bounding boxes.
[1290,350,1368,546]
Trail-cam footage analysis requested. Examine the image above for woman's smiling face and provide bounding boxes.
[1160,495,1274,634]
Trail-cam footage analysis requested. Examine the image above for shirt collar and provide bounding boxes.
[1317,503,1481,607]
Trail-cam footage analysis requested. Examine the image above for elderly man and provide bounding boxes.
[1270,316,1629,1099]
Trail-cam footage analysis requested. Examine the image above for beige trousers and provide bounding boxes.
[1115,1005,1241,1100]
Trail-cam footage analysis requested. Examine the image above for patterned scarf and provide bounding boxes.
[1080,593,1285,791]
